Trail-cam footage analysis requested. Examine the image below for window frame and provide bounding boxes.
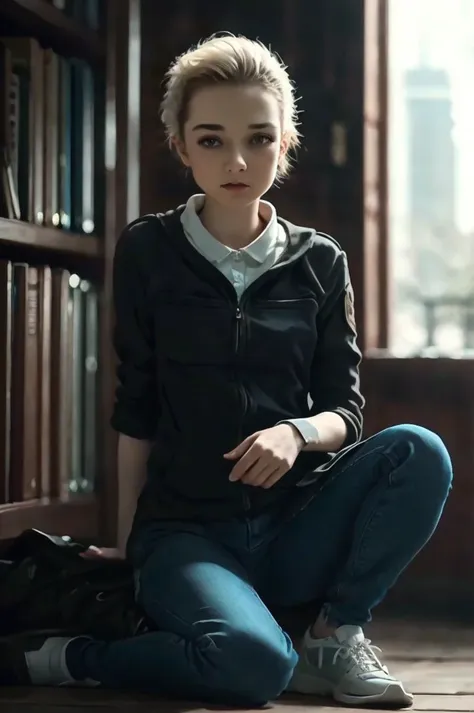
[363,0,390,354]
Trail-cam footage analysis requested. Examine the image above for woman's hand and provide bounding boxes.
[224,423,304,489]
[80,546,125,561]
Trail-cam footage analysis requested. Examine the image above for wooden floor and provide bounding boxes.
[0,620,472,713]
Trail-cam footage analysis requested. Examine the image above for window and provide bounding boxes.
[388,0,474,356]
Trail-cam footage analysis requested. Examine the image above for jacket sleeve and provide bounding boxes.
[309,250,365,448]
[109,224,159,440]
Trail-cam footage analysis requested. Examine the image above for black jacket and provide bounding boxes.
[110,207,364,528]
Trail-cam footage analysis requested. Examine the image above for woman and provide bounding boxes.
[19,34,452,707]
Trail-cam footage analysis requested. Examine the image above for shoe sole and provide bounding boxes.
[290,673,414,709]
[336,683,414,709]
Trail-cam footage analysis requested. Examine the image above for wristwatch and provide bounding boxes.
[277,418,320,448]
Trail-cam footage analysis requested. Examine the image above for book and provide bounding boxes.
[50,267,72,498]
[0,260,13,504]
[10,263,40,502]
[38,265,52,498]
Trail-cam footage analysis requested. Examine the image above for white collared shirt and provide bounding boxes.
[180,194,287,300]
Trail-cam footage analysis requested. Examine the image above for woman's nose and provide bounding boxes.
[225,149,247,172]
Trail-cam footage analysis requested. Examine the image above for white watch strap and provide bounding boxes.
[277,418,319,446]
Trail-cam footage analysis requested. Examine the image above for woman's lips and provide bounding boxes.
[221,183,249,191]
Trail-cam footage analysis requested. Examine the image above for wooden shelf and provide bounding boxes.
[0,0,104,66]
[0,495,99,541]
[0,218,102,259]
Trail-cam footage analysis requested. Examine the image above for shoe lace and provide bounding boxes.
[318,638,388,674]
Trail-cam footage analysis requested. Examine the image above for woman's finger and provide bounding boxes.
[246,461,280,487]
[80,546,103,559]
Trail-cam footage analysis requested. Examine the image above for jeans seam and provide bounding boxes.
[334,445,388,477]
[297,445,389,521]
[334,450,396,602]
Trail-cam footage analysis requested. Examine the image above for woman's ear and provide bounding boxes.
[279,133,289,161]
[172,137,191,167]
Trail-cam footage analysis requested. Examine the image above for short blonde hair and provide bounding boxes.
[160,34,302,178]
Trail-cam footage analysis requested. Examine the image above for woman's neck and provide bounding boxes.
[199,197,266,250]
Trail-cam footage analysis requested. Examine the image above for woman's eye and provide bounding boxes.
[198,136,221,148]
[250,134,274,146]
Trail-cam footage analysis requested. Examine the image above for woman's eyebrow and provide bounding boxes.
[248,122,277,129]
[192,123,224,131]
[192,122,277,131]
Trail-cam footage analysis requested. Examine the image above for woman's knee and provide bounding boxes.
[211,626,297,703]
[137,545,296,702]
[379,423,453,494]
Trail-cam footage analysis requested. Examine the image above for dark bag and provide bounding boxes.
[0,529,152,640]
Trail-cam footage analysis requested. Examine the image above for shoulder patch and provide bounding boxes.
[345,281,356,332]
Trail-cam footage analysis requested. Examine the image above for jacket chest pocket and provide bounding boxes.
[154,298,233,365]
[245,298,319,369]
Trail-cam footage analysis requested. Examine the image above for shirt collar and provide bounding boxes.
[180,193,279,265]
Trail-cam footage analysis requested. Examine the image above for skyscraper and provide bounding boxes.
[405,66,455,231]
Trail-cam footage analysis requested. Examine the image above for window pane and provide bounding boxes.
[389,0,474,356]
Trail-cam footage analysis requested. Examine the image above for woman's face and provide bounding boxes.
[176,83,286,206]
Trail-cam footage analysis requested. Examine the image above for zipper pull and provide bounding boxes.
[235,307,242,353]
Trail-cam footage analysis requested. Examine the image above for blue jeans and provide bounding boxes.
[67,425,452,704]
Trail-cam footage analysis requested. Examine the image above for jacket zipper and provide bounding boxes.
[235,306,242,351]
[234,305,251,511]
[234,305,249,414]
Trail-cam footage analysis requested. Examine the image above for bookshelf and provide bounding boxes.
[0,0,138,546]
[0,0,105,65]
[0,495,99,540]
[0,218,101,258]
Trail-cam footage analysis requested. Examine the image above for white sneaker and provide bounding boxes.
[288,625,413,708]
[0,633,100,687]
[24,636,100,687]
